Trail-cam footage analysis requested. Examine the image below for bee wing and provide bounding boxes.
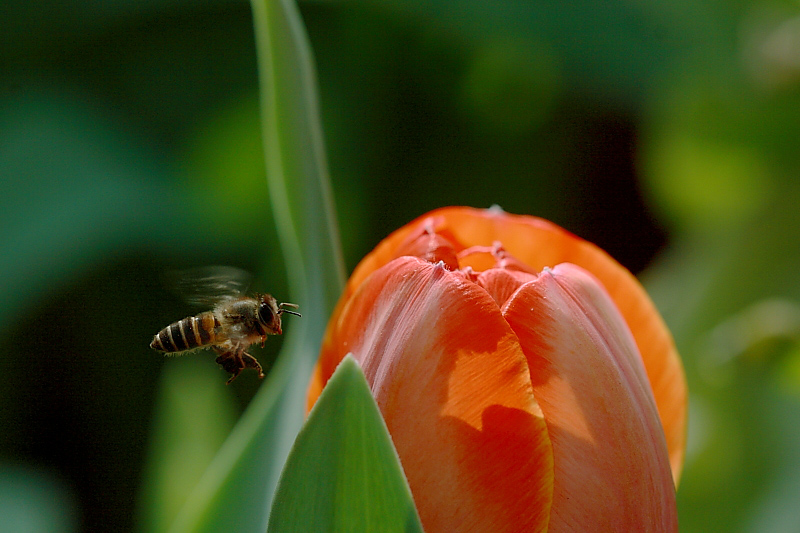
[164,265,254,307]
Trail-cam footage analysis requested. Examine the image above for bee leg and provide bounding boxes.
[224,364,242,385]
[212,345,245,384]
[241,351,265,379]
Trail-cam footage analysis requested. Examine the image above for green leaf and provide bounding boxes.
[268,355,423,532]
[136,359,238,533]
[167,0,345,531]
[254,0,346,309]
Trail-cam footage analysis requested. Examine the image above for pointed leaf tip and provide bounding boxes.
[269,354,423,533]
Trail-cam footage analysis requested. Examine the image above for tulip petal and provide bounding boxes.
[503,263,677,531]
[311,256,553,533]
[341,206,686,483]
[474,267,537,307]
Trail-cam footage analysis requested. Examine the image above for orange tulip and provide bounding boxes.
[308,206,686,532]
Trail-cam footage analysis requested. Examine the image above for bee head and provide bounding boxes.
[256,296,281,334]
[256,295,301,335]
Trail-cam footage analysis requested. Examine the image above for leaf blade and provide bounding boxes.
[167,0,345,531]
[268,355,423,532]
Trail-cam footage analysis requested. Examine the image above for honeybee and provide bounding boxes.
[150,267,300,383]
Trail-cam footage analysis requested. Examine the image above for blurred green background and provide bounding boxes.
[3,0,800,531]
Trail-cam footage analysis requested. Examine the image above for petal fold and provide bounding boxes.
[502,264,677,531]
[311,256,553,533]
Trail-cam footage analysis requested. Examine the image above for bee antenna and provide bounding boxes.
[278,302,301,317]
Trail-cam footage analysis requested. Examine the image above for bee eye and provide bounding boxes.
[258,303,275,324]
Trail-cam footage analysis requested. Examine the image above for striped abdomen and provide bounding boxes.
[151,312,219,353]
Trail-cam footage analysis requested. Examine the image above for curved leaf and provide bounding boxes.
[168,0,345,531]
